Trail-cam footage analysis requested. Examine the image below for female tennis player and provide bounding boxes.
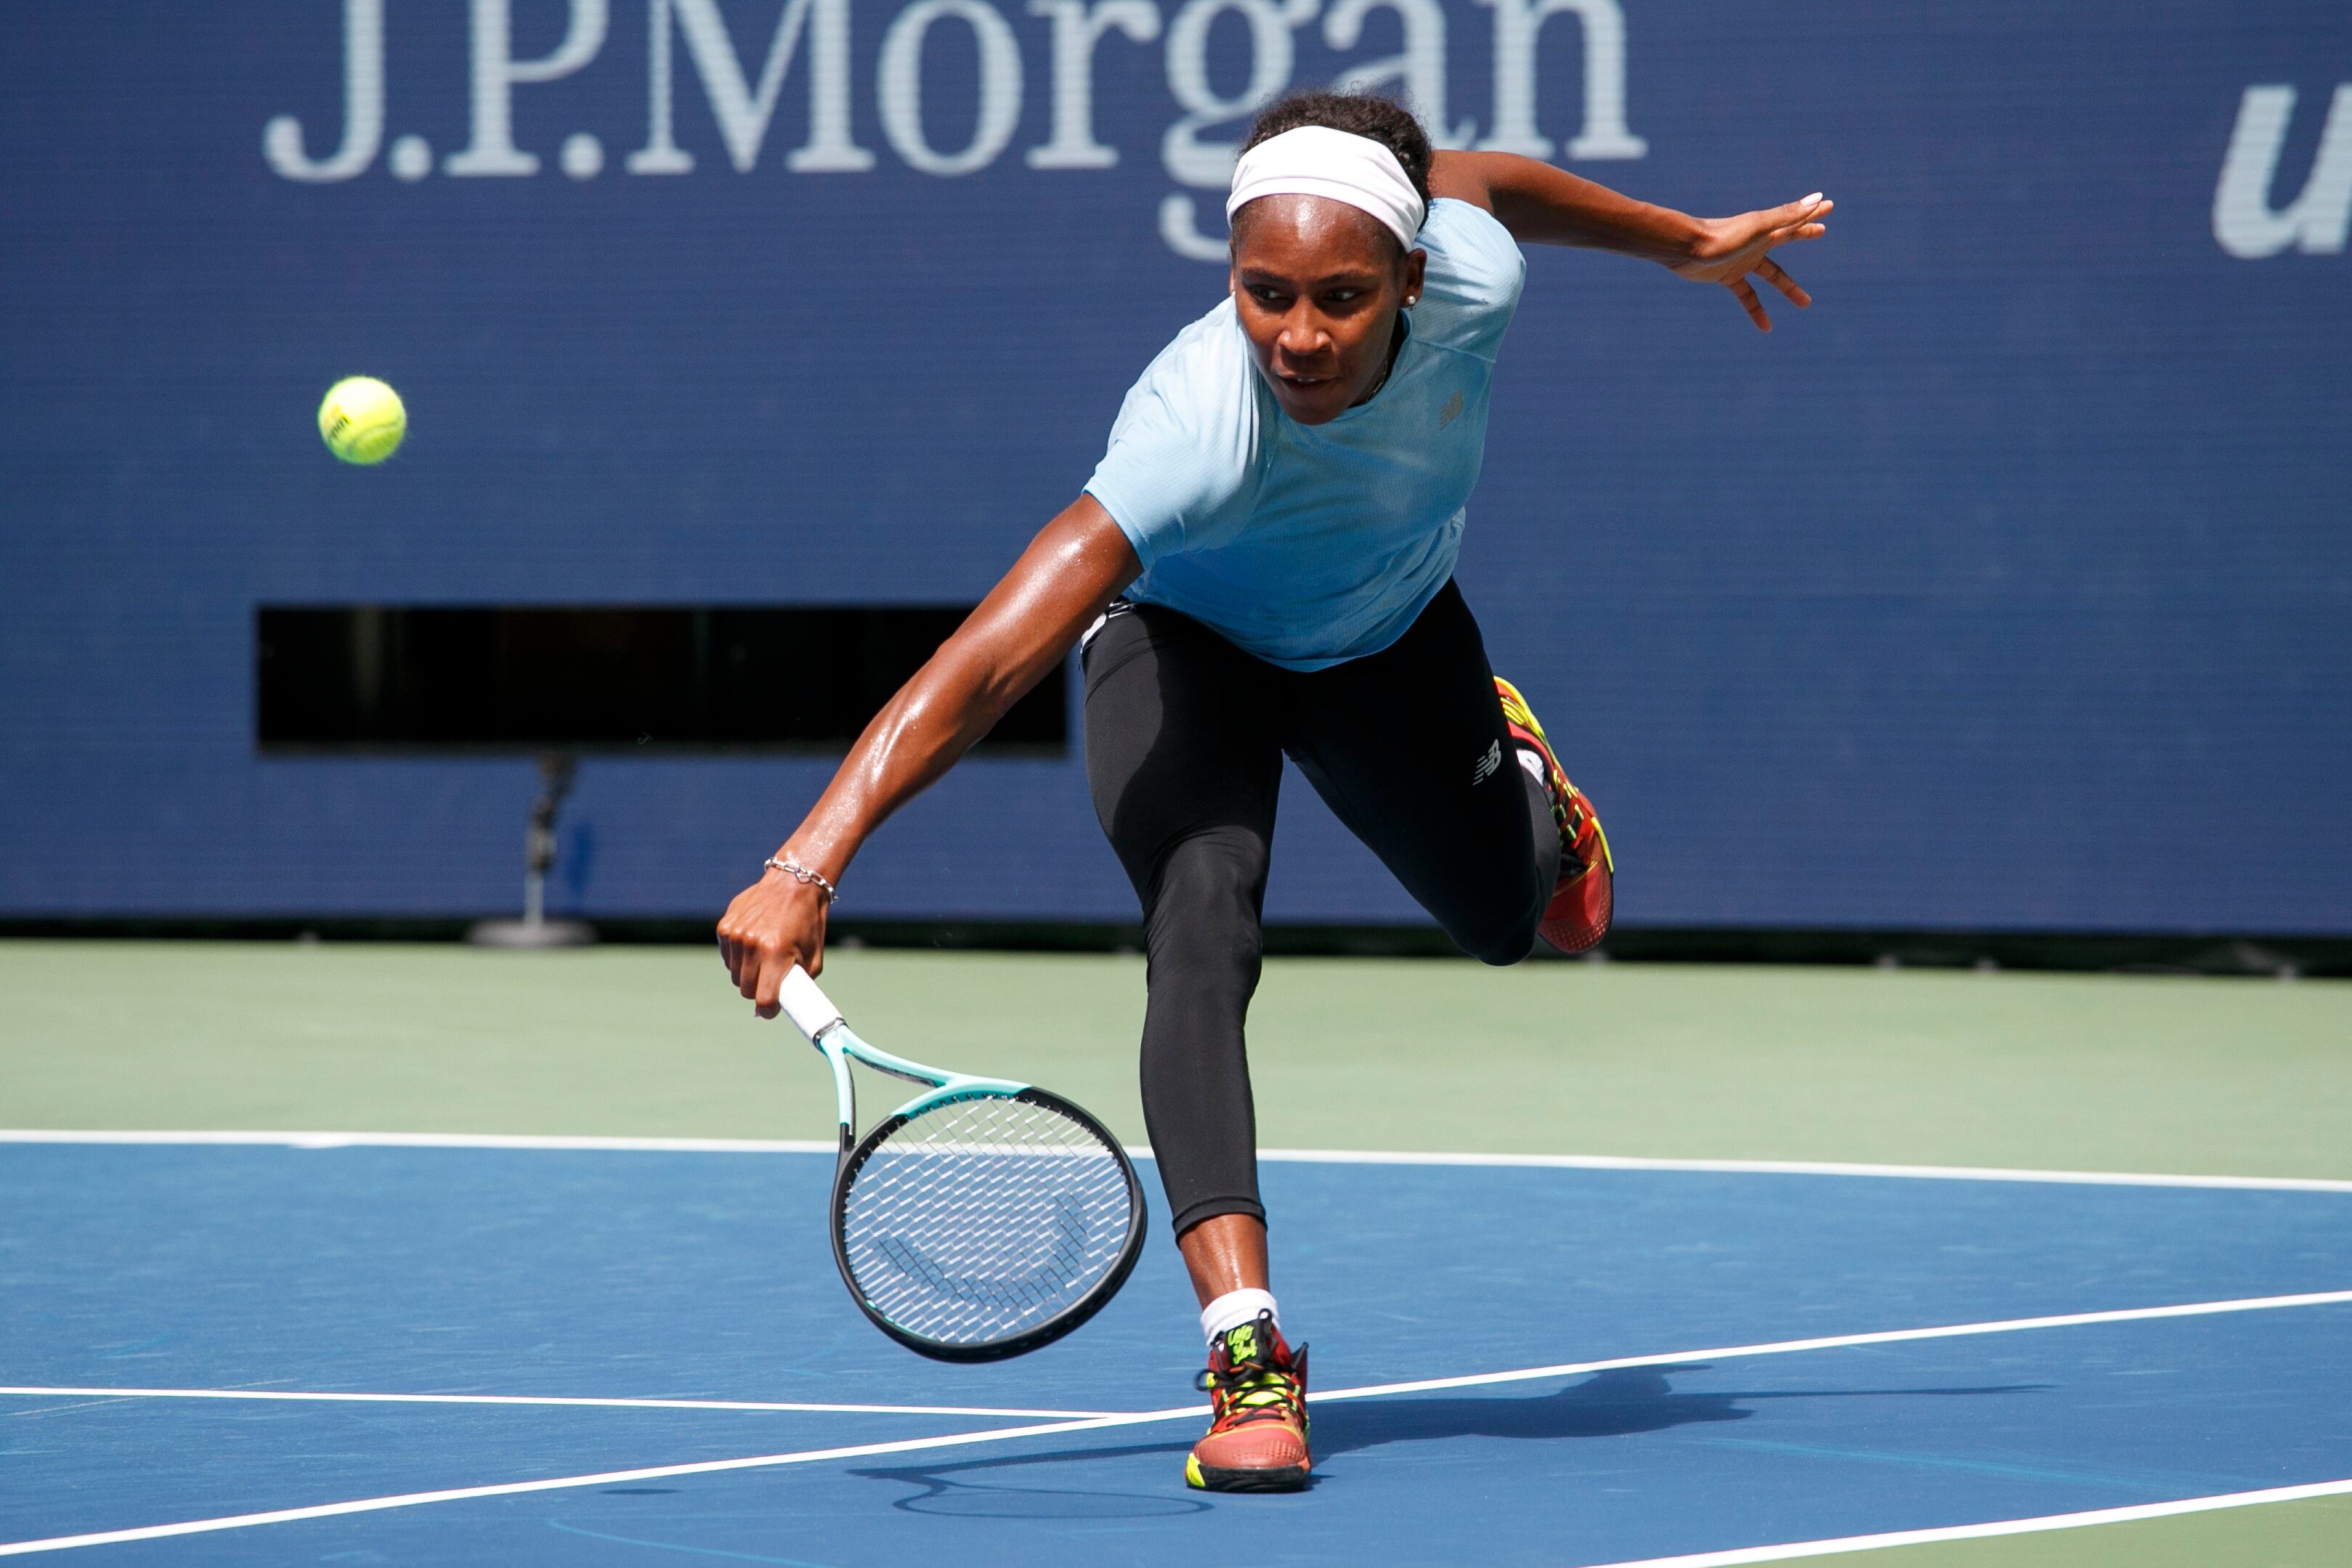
[719,89,1829,1491]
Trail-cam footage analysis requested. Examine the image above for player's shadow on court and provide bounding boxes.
[1310,1364,2048,1458]
[853,1444,1209,1519]
[851,1366,2046,1512]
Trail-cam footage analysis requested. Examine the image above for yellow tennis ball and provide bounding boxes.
[317,375,407,465]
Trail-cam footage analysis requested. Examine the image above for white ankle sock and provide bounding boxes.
[1199,1287,1281,1346]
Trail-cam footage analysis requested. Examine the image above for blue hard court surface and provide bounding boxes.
[2,1143,2348,1563]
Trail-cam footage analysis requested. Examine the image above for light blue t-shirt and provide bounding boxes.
[1084,198,1526,671]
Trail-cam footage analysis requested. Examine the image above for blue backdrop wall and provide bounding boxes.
[4,2,2348,933]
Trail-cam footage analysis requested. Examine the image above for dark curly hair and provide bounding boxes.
[1236,89,1435,222]
[1232,89,1430,255]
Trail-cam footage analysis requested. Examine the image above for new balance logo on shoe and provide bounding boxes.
[1472,738,1502,784]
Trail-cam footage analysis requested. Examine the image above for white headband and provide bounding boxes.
[1225,125,1427,252]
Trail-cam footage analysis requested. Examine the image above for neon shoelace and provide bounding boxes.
[1195,1319,1307,1431]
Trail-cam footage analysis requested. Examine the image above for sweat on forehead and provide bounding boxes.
[1228,192,1406,264]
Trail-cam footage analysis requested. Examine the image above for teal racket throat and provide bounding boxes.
[777,965,1147,1361]
[810,1025,1030,1139]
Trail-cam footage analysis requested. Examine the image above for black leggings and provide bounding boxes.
[1082,581,1559,1236]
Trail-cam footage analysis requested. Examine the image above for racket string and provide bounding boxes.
[840,1094,1135,1346]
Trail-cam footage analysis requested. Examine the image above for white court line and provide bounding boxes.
[0,1129,836,1154]
[1577,1477,2352,1567]
[15,1289,2344,1428]
[6,1129,2351,1192]
[0,1388,1114,1420]
[1256,1147,2352,1195]
[1304,1288,2352,1404]
[0,1410,1175,1558]
[4,1286,2347,1556]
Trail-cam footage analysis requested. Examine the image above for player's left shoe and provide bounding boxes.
[1185,1312,1311,1492]
[1494,675,1614,954]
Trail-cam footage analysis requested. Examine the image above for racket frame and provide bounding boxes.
[776,966,1149,1362]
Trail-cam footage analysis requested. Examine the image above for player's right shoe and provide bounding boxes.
[1494,675,1614,954]
[1185,1312,1311,1492]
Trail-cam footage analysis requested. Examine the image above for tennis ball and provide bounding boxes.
[317,375,407,465]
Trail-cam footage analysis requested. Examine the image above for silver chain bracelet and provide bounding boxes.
[763,855,838,906]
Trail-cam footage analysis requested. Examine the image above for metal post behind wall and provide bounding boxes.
[469,753,595,949]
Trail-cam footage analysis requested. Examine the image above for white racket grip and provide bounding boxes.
[777,965,845,1041]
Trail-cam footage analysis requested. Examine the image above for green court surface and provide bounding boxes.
[6,938,2348,1564]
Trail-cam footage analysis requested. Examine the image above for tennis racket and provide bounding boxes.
[775,964,1147,1362]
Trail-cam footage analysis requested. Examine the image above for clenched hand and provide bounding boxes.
[717,865,830,1020]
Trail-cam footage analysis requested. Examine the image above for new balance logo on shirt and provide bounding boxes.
[1472,738,1503,784]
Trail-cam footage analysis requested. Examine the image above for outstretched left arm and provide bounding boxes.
[1428,150,1832,332]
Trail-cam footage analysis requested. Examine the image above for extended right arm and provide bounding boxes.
[718,495,1139,1015]
[1429,150,1831,331]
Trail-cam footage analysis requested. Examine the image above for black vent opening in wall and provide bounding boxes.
[256,606,1066,755]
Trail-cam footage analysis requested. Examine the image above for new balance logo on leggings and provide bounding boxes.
[1471,738,1502,785]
